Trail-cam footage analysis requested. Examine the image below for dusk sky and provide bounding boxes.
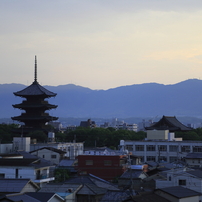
[1,0,202,90]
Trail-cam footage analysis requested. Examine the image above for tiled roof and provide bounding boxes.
[0,179,37,193]
[133,193,170,202]
[8,192,64,202]
[100,190,134,202]
[65,174,119,191]
[30,147,66,154]
[186,170,202,178]
[0,153,54,168]
[77,184,106,195]
[26,192,63,202]
[0,196,23,202]
[119,170,147,179]
[7,195,39,202]
[39,183,80,193]
[59,159,76,167]
[14,81,56,97]
[157,186,201,198]
[0,159,38,166]
[145,116,192,131]
[186,152,202,159]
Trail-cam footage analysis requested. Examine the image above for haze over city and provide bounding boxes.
[1,0,202,90]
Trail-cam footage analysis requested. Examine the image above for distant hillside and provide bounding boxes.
[1,79,202,120]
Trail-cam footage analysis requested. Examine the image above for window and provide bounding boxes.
[179,179,186,186]
[169,145,178,152]
[181,146,190,152]
[169,156,177,163]
[136,145,144,151]
[86,160,93,165]
[158,145,167,151]
[146,156,156,161]
[42,155,45,158]
[126,145,133,151]
[0,174,5,179]
[146,145,155,151]
[139,156,144,163]
[193,146,202,152]
[104,160,112,166]
[51,155,57,159]
[159,156,167,162]
[169,176,172,181]
[15,168,19,178]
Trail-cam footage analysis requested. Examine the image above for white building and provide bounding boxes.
[0,152,55,187]
[155,168,202,195]
[30,142,84,159]
[122,130,202,163]
[12,136,83,160]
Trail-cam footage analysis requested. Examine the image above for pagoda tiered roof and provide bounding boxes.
[13,101,57,109]
[14,81,56,97]
[145,116,192,132]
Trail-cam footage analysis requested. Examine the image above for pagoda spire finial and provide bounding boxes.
[34,55,37,82]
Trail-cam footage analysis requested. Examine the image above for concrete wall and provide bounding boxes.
[0,166,35,180]
[147,130,169,140]
[31,148,61,165]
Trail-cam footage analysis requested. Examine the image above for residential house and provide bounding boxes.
[0,151,55,187]
[155,186,201,202]
[155,167,202,195]
[30,147,66,165]
[0,179,39,195]
[30,141,84,159]
[65,174,119,202]
[40,174,119,202]
[118,168,148,190]
[39,183,82,202]
[7,192,64,202]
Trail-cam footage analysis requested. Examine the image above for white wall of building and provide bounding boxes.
[30,142,83,159]
[124,140,202,163]
[13,137,30,152]
[156,169,202,194]
[0,144,13,153]
[31,148,61,165]
[0,166,35,180]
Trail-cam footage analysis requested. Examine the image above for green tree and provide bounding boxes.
[28,130,47,142]
[54,168,69,182]
[0,124,18,143]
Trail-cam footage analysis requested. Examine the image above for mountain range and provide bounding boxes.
[1,79,202,121]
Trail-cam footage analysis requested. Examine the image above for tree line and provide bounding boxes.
[1,124,202,148]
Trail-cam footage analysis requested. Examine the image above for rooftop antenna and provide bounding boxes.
[34,55,37,82]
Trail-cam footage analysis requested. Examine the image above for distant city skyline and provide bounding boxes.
[1,0,202,90]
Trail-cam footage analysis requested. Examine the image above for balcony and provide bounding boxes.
[34,174,55,183]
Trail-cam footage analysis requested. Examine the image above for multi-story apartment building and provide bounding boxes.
[123,139,202,163]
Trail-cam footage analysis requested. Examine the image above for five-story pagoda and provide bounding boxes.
[12,56,58,134]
